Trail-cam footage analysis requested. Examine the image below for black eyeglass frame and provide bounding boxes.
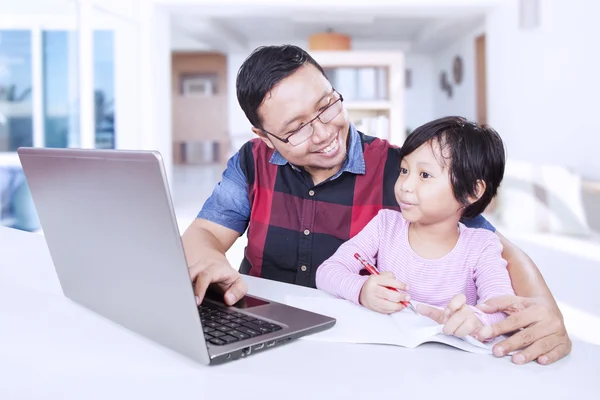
[259,90,344,146]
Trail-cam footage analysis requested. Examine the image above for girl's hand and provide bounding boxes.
[441,294,483,337]
[359,271,410,314]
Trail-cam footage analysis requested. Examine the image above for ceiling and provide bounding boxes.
[167,2,492,54]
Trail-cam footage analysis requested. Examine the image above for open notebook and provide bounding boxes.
[285,296,507,354]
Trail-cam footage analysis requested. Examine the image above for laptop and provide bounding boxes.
[17,147,336,365]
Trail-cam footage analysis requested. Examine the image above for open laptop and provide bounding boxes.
[17,147,336,365]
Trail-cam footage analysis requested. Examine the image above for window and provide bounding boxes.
[94,30,115,149]
[0,30,33,152]
[42,29,116,149]
[43,30,79,148]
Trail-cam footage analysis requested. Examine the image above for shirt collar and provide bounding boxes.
[268,123,366,175]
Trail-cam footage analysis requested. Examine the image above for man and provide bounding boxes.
[182,45,571,365]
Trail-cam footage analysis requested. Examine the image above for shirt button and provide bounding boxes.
[308,190,315,197]
[300,265,308,272]
[304,229,310,235]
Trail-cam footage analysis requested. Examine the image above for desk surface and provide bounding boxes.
[1,226,599,400]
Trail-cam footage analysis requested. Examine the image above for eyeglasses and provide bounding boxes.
[260,91,344,147]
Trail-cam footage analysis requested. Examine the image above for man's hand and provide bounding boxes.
[439,294,483,338]
[473,295,572,365]
[188,259,248,306]
[359,271,410,314]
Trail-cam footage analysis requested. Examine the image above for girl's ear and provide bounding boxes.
[468,179,486,204]
[252,127,275,149]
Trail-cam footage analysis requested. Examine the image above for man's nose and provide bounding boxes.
[310,120,331,143]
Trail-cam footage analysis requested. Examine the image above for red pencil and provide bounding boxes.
[354,252,416,312]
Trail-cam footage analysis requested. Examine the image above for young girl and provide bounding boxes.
[315,116,514,339]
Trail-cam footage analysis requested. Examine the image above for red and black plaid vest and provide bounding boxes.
[238,131,401,288]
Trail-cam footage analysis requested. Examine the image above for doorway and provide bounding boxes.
[475,34,487,125]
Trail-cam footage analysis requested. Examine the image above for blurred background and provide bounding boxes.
[1,0,600,343]
[2,0,599,240]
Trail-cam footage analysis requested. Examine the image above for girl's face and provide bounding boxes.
[394,140,464,225]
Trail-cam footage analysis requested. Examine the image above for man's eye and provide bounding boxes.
[285,126,302,136]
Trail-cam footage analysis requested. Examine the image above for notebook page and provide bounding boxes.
[285,296,403,345]
[390,301,506,354]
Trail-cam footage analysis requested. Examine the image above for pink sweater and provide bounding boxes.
[315,209,514,325]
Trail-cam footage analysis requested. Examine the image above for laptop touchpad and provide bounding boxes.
[231,296,270,309]
[204,290,270,309]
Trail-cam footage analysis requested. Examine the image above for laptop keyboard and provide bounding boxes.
[199,302,283,346]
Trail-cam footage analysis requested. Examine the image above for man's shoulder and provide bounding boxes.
[357,131,401,168]
[358,131,400,152]
[236,138,277,165]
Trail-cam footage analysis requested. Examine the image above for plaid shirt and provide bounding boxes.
[198,124,494,288]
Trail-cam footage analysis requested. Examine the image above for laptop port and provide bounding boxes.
[241,347,251,357]
[252,343,264,351]
[266,340,275,347]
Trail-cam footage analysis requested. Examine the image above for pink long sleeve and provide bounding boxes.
[315,212,384,305]
[470,237,514,325]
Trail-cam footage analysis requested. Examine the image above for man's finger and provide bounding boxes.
[537,341,572,365]
[478,308,535,340]
[478,295,528,315]
[223,278,248,305]
[417,303,445,324]
[491,322,545,357]
[193,269,215,303]
[509,334,557,365]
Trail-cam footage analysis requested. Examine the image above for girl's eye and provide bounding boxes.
[420,172,431,179]
[400,167,408,174]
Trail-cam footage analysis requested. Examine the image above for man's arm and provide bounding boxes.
[182,219,246,305]
[182,218,239,271]
[463,215,558,307]
[182,150,252,305]
[476,230,572,365]
[496,231,557,307]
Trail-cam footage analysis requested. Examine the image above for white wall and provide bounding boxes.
[138,1,173,183]
[404,54,435,133]
[431,23,485,121]
[95,0,174,183]
[487,0,600,181]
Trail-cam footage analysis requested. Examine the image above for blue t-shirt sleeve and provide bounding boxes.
[197,152,251,234]
[461,214,496,232]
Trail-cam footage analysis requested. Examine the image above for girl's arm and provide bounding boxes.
[315,211,384,305]
[472,234,516,325]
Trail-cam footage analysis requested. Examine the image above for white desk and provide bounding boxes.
[1,227,599,400]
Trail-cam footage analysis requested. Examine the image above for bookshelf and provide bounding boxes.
[309,50,406,146]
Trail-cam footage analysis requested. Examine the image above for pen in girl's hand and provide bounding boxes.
[354,253,417,313]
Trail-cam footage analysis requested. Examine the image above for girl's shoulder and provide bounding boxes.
[458,223,502,252]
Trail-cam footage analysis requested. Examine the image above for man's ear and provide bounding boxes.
[252,127,275,149]
[468,179,487,204]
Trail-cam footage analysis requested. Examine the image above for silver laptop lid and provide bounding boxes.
[18,147,210,364]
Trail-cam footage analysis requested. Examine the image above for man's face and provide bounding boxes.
[252,64,350,175]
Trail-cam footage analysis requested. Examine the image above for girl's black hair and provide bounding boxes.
[399,116,506,219]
